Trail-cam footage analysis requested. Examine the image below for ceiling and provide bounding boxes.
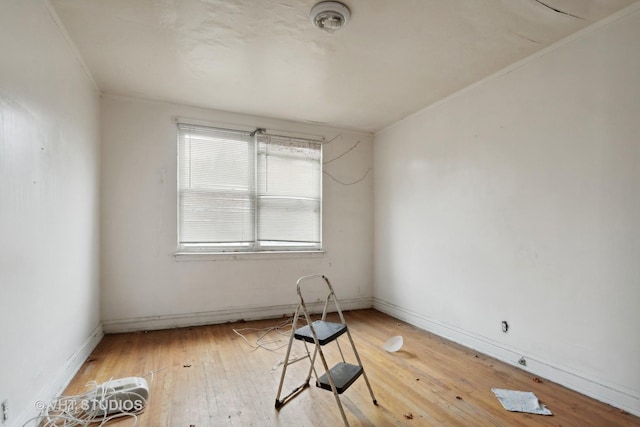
[50,0,636,133]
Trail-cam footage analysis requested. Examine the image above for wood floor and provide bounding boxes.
[64,309,639,426]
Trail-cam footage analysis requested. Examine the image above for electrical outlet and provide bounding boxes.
[501,321,509,333]
[1,399,8,424]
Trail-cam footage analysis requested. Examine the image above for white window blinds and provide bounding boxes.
[257,134,322,247]
[178,123,322,252]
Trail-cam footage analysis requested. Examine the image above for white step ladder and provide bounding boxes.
[275,274,377,426]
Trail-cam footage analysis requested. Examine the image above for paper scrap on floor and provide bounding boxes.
[491,388,552,416]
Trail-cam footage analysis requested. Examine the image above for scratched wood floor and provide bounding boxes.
[64,309,639,426]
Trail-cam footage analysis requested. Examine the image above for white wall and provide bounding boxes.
[100,95,373,332]
[374,4,640,416]
[0,1,102,426]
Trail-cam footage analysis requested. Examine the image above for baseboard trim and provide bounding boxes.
[373,297,640,417]
[13,323,104,427]
[103,298,374,334]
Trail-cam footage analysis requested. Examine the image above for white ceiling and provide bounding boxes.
[50,0,636,133]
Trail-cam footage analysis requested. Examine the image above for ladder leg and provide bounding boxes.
[345,329,377,405]
[303,340,320,384]
[275,307,303,408]
[335,338,346,363]
[318,345,350,426]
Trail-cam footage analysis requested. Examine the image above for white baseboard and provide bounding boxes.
[103,297,373,334]
[12,323,104,427]
[373,297,640,417]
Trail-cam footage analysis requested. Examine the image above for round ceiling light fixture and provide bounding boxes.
[310,1,351,33]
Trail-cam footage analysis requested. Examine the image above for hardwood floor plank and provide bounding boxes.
[61,309,639,426]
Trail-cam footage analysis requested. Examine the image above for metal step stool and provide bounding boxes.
[275,274,377,426]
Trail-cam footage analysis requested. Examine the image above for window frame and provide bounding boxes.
[175,120,323,255]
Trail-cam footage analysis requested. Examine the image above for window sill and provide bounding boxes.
[173,250,326,262]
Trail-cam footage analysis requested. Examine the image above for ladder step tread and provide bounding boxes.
[316,362,363,394]
[294,320,347,345]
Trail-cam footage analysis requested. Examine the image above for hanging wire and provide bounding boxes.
[323,140,361,165]
[323,168,372,186]
[322,136,372,185]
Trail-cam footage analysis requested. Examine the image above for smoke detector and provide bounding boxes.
[310,1,351,33]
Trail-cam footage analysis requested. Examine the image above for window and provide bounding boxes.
[177,123,322,252]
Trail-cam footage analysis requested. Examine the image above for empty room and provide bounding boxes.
[1,0,639,426]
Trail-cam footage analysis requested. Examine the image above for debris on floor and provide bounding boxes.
[404,412,414,419]
[532,377,543,383]
[491,388,552,416]
[383,335,403,352]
